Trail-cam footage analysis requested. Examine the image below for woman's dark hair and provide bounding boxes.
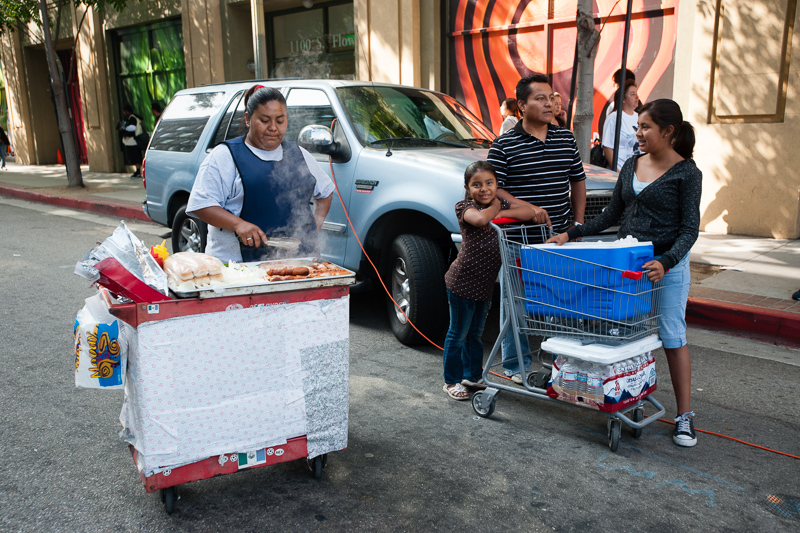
[243,84,286,118]
[502,98,520,118]
[151,101,162,113]
[613,79,637,110]
[638,99,696,160]
[515,72,551,103]
[612,68,636,86]
[122,103,133,114]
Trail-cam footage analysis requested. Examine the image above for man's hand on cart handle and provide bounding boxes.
[642,260,665,282]
[235,221,268,248]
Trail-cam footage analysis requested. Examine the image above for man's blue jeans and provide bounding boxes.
[500,262,532,375]
[443,289,491,385]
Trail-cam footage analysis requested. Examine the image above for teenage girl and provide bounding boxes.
[443,161,540,400]
[546,99,702,447]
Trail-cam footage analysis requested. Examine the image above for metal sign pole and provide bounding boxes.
[612,0,634,171]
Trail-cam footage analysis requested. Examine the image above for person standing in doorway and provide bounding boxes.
[488,73,587,384]
[117,104,143,178]
[0,125,9,170]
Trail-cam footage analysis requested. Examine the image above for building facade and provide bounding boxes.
[0,0,797,238]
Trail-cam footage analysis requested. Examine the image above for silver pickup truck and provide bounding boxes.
[141,80,618,345]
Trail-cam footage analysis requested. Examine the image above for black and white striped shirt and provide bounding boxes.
[488,122,586,233]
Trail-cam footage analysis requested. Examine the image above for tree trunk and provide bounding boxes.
[573,0,600,163]
[39,0,83,188]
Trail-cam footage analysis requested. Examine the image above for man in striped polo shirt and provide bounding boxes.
[488,72,586,383]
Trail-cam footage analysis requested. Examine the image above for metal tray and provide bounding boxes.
[169,258,356,299]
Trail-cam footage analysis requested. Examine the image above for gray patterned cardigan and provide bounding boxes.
[567,153,702,271]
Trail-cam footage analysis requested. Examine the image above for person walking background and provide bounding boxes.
[498,97,521,134]
[547,99,702,447]
[488,73,586,384]
[442,161,541,400]
[603,79,640,170]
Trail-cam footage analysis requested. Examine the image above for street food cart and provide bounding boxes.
[75,224,353,514]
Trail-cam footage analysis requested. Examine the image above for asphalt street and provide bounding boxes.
[1,197,799,532]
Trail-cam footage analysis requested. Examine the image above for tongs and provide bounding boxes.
[238,235,301,251]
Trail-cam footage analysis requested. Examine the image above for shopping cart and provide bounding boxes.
[471,220,667,451]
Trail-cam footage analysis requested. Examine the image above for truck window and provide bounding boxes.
[149,92,227,153]
[209,91,244,149]
[285,88,336,145]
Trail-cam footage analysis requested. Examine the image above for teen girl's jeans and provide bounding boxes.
[443,289,491,385]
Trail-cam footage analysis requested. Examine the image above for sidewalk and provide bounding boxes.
[2,160,799,347]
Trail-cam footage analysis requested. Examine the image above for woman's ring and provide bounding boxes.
[247,237,253,241]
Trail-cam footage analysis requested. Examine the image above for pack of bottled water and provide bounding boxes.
[542,336,660,412]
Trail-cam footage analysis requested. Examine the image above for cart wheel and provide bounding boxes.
[472,391,495,418]
[608,419,621,452]
[161,486,175,515]
[632,408,644,439]
[308,455,324,479]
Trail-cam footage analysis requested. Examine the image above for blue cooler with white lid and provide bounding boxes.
[519,240,654,321]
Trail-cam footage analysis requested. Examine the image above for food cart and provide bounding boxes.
[75,225,354,514]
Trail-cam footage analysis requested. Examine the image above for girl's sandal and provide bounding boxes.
[443,383,469,401]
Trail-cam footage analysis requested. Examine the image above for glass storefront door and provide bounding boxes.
[269,1,355,79]
[113,19,186,134]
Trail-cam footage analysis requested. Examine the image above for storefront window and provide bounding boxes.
[114,19,186,134]
[270,2,355,79]
[0,65,7,131]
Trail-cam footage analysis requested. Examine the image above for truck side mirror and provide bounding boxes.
[298,125,337,155]
[298,124,351,164]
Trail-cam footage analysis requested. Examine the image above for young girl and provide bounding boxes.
[547,99,702,446]
[443,161,539,400]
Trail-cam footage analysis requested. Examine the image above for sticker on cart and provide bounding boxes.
[238,449,267,469]
[275,448,284,457]
[266,448,274,456]
[147,304,159,314]
[226,303,244,311]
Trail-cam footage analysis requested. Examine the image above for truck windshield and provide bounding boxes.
[335,86,495,148]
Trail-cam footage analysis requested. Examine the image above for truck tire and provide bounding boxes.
[385,234,448,346]
[172,205,207,253]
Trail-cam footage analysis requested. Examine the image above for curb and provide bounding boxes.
[0,185,149,222]
[687,297,800,348]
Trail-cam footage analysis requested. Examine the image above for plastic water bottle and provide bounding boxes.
[562,358,577,401]
[587,364,603,400]
[576,361,588,397]
[552,355,567,389]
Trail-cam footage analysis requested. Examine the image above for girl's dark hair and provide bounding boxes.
[464,160,495,187]
[502,98,520,118]
[638,99,696,160]
[243,84,286,118]
[122,103,133,114]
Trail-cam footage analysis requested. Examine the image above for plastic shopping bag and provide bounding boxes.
[73,293,132,389]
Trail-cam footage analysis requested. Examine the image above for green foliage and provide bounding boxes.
[0,1,130,35]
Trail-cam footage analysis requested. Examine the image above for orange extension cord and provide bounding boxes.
[326,157,798,461]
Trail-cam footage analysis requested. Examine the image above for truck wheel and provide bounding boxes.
[172,205,207,253]
[385,234,448,346]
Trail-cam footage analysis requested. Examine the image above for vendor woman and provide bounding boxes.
[187,85,334,262]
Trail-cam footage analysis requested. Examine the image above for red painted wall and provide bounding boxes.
[448,0,678,137]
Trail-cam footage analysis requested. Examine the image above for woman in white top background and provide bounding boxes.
[498,98,521,134]
[602,79,640,171]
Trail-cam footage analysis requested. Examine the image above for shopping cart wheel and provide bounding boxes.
[308,455,326,479]
[608,419,621,452]
[471,391,495,418]
[631,408,644,439]
[161,486,175,515]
